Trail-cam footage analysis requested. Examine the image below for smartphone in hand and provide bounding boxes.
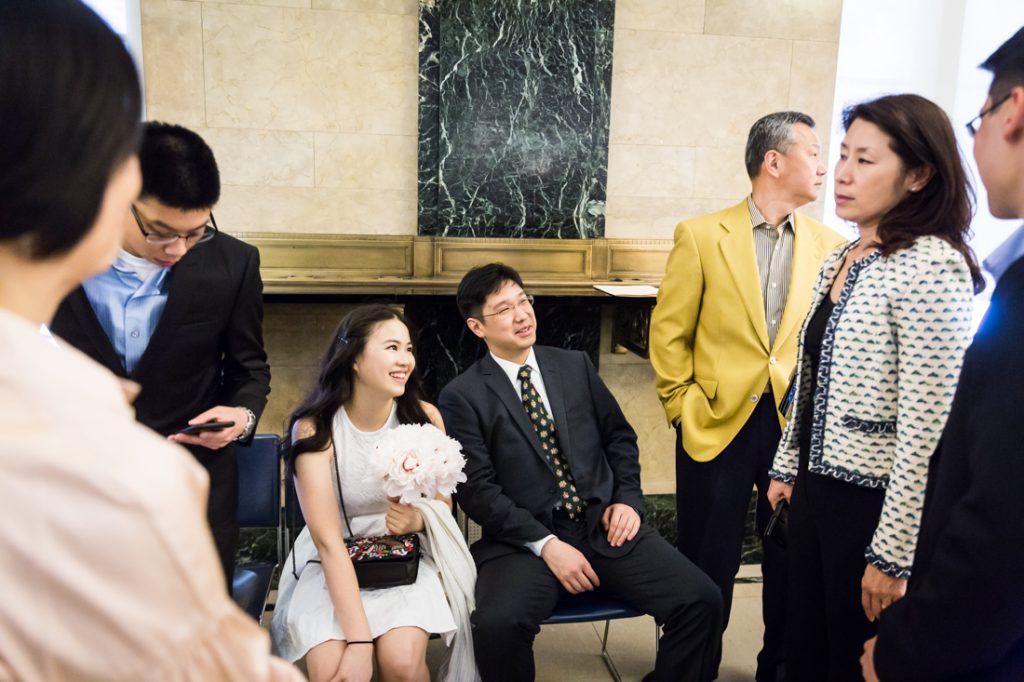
[764,499,789,550]
[175,420,235,436]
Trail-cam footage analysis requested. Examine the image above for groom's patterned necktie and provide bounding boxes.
[518,364,584,520]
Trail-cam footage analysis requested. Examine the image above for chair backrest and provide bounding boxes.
[236,434,281,529]
[455,506,483,545]
[282,458,305,554]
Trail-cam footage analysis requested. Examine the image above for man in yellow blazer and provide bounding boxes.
[650,111,845,682]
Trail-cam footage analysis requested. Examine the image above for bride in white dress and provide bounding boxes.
[271,305,458,682]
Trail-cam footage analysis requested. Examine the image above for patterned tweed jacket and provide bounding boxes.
[769,235,974,578]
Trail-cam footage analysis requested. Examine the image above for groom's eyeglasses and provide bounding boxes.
[479,295,535,321]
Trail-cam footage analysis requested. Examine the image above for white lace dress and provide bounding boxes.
[270,405,457,662]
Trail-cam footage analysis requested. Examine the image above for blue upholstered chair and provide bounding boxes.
[456,510,656,682]
[231,433,282,624]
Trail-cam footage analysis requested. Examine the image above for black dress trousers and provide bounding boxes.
[675,392,787,682]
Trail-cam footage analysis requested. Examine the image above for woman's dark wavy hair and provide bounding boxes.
[0,0,142,259]
[286,305,431,465]
[842,94,985,292]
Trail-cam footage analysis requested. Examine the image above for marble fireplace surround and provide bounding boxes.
[254,231,678,494]
[242,232,671,295]
[252,233,771,560]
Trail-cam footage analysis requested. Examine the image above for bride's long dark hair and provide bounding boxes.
[285,304,431,465]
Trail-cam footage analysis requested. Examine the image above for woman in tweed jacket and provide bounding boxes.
[766,94,984,682]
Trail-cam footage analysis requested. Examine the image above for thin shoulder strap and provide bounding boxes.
[332,442,355,539]
[291,433,354,580]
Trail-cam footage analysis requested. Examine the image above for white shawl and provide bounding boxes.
[413,499,480,682]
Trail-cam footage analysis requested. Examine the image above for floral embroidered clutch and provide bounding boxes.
[346,533,420,589]
[347,534,418,562]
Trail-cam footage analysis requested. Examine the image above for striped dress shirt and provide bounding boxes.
[747,196,794,347]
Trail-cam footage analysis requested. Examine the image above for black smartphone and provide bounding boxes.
[764,499,789,550]
[175,420,235,436]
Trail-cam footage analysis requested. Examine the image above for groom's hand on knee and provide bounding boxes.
[540,538,600,594]
[602,503,641,547]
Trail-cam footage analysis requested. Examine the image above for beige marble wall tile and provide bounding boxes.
[614,0,706,34]
[314,305,360,340]
[607,144,696,199]
[265,302,360,368]
[610,31,793,147]
[704,0,842,42]
[693,144,750,200]
[203,4,418,134]
[789,40,841,137]
[262,302,360,435]
[262,365,318,436]
[315,133,417,190]
[218,185,417,234]
[141,0,205,127]
[599,362,676,494]
[264,303,331,367]
[609,29,689,147]
[198,128,315,188]
[312,0,418,14]
[803,194,830,224]
[605,194,732,240]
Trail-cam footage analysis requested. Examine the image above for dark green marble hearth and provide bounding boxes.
[418,0,615,238]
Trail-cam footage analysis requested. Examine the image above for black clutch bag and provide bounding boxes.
[346,533,420,589]
[290,450,422,589]
[764,500,789,550]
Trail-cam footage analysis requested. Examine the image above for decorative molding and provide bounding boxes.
[235,233,672,295]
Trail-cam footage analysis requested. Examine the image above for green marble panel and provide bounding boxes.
[418,0,615,238]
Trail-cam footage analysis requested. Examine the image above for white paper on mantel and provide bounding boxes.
[593,284,659,297]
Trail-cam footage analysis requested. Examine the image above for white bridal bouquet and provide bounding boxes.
[369,423,467,503]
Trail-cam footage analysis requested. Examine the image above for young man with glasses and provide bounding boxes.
[439,263,722,682]
[860,25,1024,682]
[51,122,270,589]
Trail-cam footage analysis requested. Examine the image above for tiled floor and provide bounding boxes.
[423,565,764,682]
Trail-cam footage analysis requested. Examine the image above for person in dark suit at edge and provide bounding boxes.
[861,25,1024,682]
[51,122,270,589]
[438,263,722,682]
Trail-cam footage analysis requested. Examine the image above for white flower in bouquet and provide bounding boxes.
[370,423,467,504]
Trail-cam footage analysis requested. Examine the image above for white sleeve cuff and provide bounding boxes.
[525,534,556,556]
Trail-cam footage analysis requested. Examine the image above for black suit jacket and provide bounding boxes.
[875,257,1024,681]
[439,345,647,566]
[50,232,270,440]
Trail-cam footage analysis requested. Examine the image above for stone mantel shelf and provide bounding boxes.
[238,233,672,296]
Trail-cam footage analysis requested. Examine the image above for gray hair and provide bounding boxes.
[744,111,816,179]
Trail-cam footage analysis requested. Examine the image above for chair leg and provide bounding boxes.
[600,619,624,682]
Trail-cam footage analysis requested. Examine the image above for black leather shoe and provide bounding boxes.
[640,672,656,682]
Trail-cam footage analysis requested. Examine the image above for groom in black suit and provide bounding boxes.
[51,122,270,588]
[439,263,722,682]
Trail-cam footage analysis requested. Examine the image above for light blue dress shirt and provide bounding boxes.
[983,223,1024,282]
[82,253,171,374]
